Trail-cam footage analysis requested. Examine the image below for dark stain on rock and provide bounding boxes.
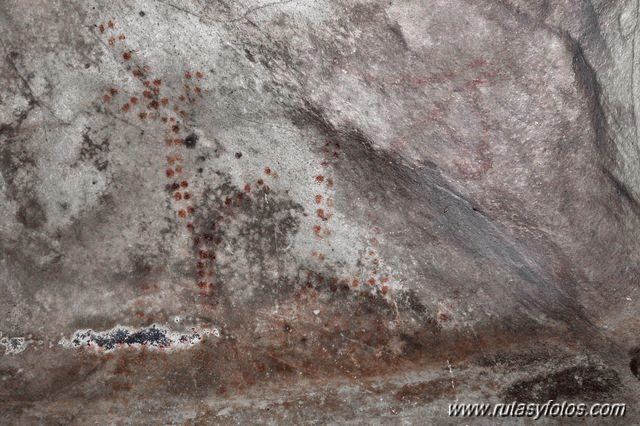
[184,133,198,149]
[504,364,621,402]
[630,347,640,380]
[394,378,455,404]
[16,197,47,229]
[77,129,109,171]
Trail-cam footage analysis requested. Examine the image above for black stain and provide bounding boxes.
[630,347,640,380]
[184,133,198,149]
[504,364,620,402]
[16,197,47,229]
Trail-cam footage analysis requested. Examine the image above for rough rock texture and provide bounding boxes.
[1,0,639,424]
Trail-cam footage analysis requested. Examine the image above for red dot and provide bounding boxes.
[315,175,324,183]
[122,52,131,61]
[327,178,334,186]
[264,167,272,175]
[178,209,186,218]
[130,96,138,104]
[180,181,188,188]
[244,183,251,193]
[367,277,376,286]
[166,169,175,177]
[153,79,162,86]
[174,192,182,200]
[121,103,130,112]
[184,193,191,200]
[313,225,321,235]
[256,179,264,186]
[381,285,389,295]
[184,71,192,79]
[314,195,322,204]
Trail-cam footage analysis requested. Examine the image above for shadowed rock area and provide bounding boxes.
[1,0,639,424]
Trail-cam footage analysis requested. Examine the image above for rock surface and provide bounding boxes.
[1,0,639,423]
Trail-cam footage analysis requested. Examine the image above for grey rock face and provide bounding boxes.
[1,0,639,423]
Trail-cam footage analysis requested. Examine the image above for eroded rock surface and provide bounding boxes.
[1,0,639,423]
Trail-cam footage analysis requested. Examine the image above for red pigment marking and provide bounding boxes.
[132,68,142,77]
[367,277,376,286]
[178,209,186,218]
[196,71,204,79]
[352,279,359,288]
[439,313,448,321]
[224,198,231,206]
[312,225,321,236]
[184,71,192,79]
[381,285,389,295]
[160,98,169,106]
[186,224,194,232]
[143,90,152,98]
[122,103,130,112]
[178,95,185,102]
[195,87,202,95]
[180,180,188,188]
[381,276,390,283]
[110,88,119,95]
[102,94,110,103]
[244,183,251,193]
[315,175,324,183]
[175,165,183,173]
[166,168,174,177]
[256,179,264,186]
[174,192,182,201]
[153,79,162,86]
[118,34,126,41]
[130,96,138,104]
[107,19,114,28]
[98,24,105,33]
[264,167,272,175]
[314,195,322,204]
[316,208,327,221]
[187,206,194,213]
[263,185,270,193]
[184,193,191,200]
[148,100,159,109]
[108,37,116,45]
[138,112,147,120]
[171,125,179,133]
[327,178,334,187]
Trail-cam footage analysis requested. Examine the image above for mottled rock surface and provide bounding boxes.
[1,0,639,424]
